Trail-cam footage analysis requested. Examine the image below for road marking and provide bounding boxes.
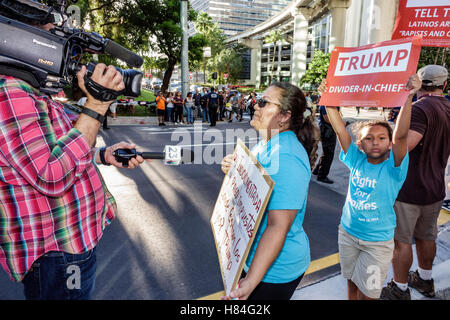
[198,291,225,300]
[438,209,450,226]
[304,252,340,275]
[197,252,341,300]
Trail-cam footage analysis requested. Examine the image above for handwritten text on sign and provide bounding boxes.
[210,140,274,296]
[319,36,422,108]
[392,0,450,47]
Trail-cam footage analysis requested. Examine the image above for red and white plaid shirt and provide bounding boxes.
[0,75,116,282]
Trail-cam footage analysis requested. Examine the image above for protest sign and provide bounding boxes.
[392,0,450,47]
[319,36,422,107]
[210,139,274,297]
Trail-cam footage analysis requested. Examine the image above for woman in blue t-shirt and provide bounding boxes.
[317,75,421,300]
[221,82,320,300]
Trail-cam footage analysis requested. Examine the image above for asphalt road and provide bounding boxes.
[0,121,345,300]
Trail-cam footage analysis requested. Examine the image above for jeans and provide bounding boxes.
[202,106,210,122]
[166,107,174,123]
[22,247,97,300]
[186,107,194,123]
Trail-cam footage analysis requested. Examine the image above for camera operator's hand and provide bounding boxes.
[77,63,125,114]
[75,63,125,147]
[95,142,145,169]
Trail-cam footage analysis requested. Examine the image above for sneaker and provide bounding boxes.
[380,280,411,300]
[408,270,435,298]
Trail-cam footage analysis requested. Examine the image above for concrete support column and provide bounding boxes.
[239,38,262,88]
[368,0,399,44]
[291,9,308,86]
[329,0,351,50]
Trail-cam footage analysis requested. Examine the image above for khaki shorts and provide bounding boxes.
[338,225,394,299]
[394,200,443,244]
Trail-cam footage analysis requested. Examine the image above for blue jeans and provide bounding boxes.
[166,107,174,122]
[202,106,210,122]
[22,247,97,300]
[186,107,194,123]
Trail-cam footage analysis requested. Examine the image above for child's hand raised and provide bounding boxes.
[318,78,328,95]
[405,74,421,96]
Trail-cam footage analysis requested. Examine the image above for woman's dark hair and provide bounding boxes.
[269,82,320,168]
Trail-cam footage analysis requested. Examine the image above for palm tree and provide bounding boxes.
[195,12,216,84]
[195,12,214,36]
[264,30,283,84]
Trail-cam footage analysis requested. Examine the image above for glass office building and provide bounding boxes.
[189,0,291,36]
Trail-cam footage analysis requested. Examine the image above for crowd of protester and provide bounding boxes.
[154,86,259,126]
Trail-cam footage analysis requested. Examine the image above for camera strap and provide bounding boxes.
[84,75,124,102]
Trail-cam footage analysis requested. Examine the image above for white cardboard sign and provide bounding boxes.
[210,139,274,296]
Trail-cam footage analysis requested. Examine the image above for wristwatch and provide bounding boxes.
[81,107,105,123]
[99,147,111,166]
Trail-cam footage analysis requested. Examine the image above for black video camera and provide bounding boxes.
[0,0,143,99]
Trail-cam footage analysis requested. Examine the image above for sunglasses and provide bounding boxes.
[256,98,281,108]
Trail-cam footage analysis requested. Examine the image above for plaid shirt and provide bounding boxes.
[0,76,116,282]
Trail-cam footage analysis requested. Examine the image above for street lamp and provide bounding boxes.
[180,0,189,98]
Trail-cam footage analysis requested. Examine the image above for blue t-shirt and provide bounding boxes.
[339,142,409,241]
[245,131,311,283]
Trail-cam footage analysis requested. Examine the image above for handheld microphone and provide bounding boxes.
[113,146,194,167]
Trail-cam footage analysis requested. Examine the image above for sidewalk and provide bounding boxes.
[291,107,450,300]
[291,221,450,300]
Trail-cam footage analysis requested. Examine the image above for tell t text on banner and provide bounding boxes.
[392,0,450,47]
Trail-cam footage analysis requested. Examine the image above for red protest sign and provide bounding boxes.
[392,0,450,47]
[319,36,422,108]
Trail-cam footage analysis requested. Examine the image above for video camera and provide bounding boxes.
[0,0,144,99]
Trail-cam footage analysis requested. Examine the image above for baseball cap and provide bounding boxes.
[418,65,448,86]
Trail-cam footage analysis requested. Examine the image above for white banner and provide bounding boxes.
[210,139,274,296]
[334,42,412,76]
[406,0,450,8]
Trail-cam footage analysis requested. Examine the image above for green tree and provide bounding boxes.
[215,47,243,84]
[418,47,449,69]
[300,50,331,90]
[97,0,200,92]
[194,12,227,84]
[195,12,214,37]
[188,33,208,82]
[264,30,283,84]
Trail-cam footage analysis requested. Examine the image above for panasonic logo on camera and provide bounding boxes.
[33,39,57,50]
